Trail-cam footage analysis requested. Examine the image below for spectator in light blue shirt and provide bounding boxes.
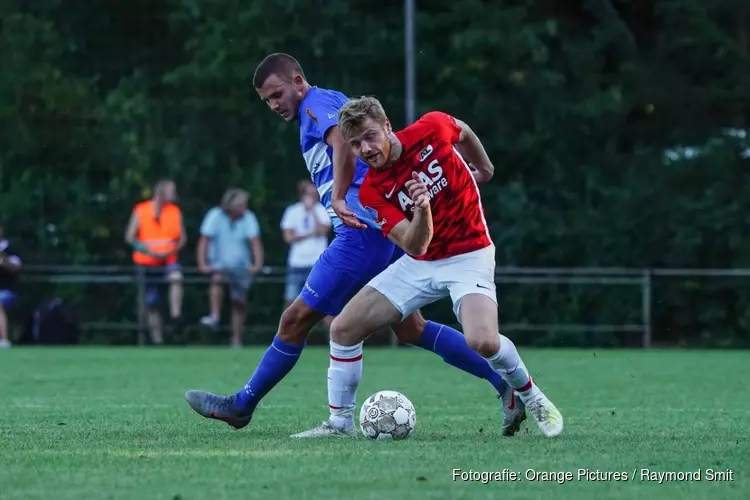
[197,188,264,347]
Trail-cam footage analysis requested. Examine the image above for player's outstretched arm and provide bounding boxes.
[326,126,367,229]
[385,172,434,256]
[455,119,495,184]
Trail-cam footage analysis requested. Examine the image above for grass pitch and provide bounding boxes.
[1,347,748,499]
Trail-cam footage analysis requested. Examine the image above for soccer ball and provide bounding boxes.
[359,390,416,440]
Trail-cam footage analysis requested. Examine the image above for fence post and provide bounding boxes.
[641,269,652,348]
[135,267,145,346]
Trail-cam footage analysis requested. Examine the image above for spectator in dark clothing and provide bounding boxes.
[0,225,22,348]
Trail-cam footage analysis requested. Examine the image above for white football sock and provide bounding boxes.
[328,340,363,429]
[485,334,536,397]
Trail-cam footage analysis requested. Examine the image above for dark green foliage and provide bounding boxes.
[2,0,748,345]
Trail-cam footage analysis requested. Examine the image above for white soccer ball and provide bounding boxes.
[359,390,416,440]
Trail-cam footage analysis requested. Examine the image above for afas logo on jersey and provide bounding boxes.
[419,144,434,162]
[397,159,448,212]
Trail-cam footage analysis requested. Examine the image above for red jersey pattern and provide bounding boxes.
[359,111,493,261]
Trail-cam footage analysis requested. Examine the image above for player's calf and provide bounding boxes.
[276,297,323,344]
[459,293,563,438]
[319,286,403,434]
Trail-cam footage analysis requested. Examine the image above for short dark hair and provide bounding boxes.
[253,53,305,88]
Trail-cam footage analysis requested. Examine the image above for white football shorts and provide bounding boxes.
[366,244,497,322]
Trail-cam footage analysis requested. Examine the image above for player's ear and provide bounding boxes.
[384,118,392,135]
[292,74,305,88]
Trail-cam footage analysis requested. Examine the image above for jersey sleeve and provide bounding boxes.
[359,180,407,237]
[303,96,340,141]
[244,211,260,239]
[420,111,462,144]
[199,208,219,237]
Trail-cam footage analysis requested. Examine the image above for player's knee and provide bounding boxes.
[277,301,315,344]
[329,316,355,345]
[464,327,499,356]
[391,314,424,344]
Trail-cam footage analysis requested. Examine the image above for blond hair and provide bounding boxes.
[338,96,388,139]
[220,188,249,212]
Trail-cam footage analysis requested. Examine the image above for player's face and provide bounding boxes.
[230,196,248,218]
[346,118,392,169]
[162,182,177,202]
[256,73,304,122]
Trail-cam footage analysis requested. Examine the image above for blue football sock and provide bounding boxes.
[235,335,305,411]
[418,321,509,394]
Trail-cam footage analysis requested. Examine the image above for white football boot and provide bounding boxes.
[290,419,355,438]
[519,385,564,438]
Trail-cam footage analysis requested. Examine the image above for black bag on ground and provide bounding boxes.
[19,298,80,345]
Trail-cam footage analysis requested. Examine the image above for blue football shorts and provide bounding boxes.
[299,226,403,316]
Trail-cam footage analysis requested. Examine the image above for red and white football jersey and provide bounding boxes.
[359,111,493,261]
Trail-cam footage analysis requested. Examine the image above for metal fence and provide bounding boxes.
[19,264,750,347]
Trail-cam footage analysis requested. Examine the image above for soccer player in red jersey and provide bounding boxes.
[329,96,563,437]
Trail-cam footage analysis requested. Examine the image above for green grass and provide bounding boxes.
[1,347,748,500]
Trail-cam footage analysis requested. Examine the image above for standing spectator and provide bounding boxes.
[125,179,186,345]
[198,188,264,347]
[281,180,331,320]
[0,224,22,348]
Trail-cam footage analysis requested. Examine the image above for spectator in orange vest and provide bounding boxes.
[125,179,187,345]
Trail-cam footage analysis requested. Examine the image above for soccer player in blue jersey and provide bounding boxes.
[185,53,527,437]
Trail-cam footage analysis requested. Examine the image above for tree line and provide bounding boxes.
[1,0,748,345]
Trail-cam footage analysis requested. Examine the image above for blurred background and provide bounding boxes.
[1,0,749,348]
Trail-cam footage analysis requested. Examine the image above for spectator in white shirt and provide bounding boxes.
[280,181,331,321]
[197,188,264,347]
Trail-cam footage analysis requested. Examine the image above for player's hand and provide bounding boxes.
[332,198,367,229]
[405,171,430,210]
[198,263,213,274]
[249,263,262,274]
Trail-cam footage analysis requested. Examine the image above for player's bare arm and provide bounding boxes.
[283,228,312,244]
[250,236,264,273]
[455,119,494,184]
[176,216,188,252]
[196,236,212,273]
[385,172,434,256]
[326,126,367,229]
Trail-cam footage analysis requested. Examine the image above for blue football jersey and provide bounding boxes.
[298,86,379,231]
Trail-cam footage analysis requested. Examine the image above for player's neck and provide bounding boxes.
[384,133,402,168]
[299,82,312,100]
